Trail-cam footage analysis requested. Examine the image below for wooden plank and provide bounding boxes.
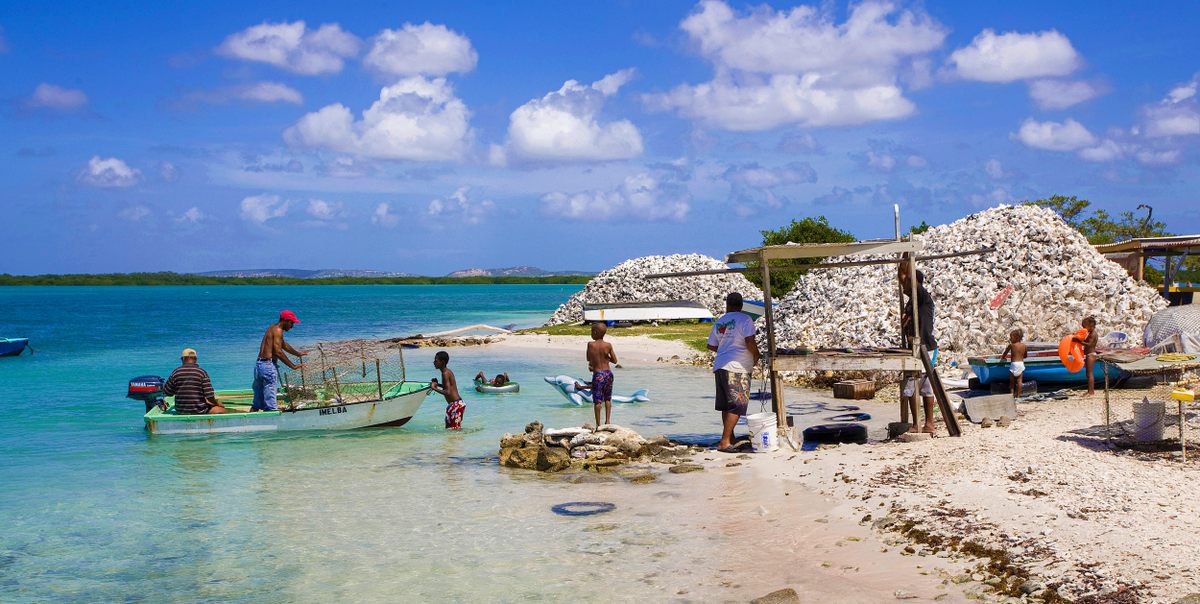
[921,346,961,437]
[726,239,922,264]
[772,354,922,372]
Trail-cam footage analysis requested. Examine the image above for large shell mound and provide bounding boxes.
[547,254,763,325]
[772,205,1167,364]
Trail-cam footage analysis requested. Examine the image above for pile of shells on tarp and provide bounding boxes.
[771,204,1168,367]
[546,253,763,325]
[499,421,692,472]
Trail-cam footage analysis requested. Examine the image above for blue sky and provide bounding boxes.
[2,1,1198,275]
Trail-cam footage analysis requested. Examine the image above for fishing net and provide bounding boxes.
[278,340,411,409]
[1144,306,1200,354]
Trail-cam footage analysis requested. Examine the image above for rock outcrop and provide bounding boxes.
[499,421,681,472]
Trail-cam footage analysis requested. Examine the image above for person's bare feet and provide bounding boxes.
[906,425,919,433]
[921,423,936,433]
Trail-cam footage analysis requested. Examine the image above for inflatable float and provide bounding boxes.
[543,375,650,406]
[1058,328,1088,374]
[474,376,519,394]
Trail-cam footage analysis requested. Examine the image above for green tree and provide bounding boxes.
[909,221,931,235]
[1027,196,1176,284]
[745,216,856,297]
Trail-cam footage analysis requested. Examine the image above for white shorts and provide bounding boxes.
[1010,361,1025,377]
[902,375,933,397]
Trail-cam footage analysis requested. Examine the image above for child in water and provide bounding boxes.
[574,322,618,427]
[1000,328,1028,397]
[1072,316,1099,396]
[431,350,464,430]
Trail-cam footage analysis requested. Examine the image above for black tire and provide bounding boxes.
[802,423,869,445]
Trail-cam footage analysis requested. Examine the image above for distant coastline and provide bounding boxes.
[0,272,591,286]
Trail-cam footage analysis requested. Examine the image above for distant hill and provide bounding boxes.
[446,266,593,278]
[195,269,417,279]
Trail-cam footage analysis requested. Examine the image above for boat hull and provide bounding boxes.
[0,338,29,357]
[145,383,432,434]
[969,351,1122,385]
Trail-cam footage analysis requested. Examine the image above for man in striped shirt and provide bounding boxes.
[164,348,234,415]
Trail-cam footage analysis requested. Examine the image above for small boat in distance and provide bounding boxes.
[0,338,30,357]
[582,300,713,324]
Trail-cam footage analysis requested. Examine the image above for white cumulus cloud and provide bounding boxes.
[1140,76,1200,138]
[506,69,643,162]
[948,29,1080,83]
[26,83,88,111]
[723,162,816,188]
[427,187,495,225]
[240,194,290,224]
[1013,118,1096,151]
[541,173,689,222]
[1136,149,1182,165]
[364,22,477,76]
[177,207,204,223]
[1028,79,1100,110]
[1079,139,1124,162]
[371,202,399,228]
[284,76,472,161]
[118,206,151,222]
[646,0,946,131]
[78,156,142,188]
[306,199,345,220]
[984,158,1005,179]
[217,21,360,75]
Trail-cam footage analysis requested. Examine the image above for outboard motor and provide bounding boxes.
[127,375,166,412]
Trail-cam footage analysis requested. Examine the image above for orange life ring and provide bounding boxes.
[1058,329,1088,373]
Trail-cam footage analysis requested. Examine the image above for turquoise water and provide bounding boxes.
[0,285,770,602]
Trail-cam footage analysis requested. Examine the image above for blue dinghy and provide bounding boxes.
[968,349,1123,385]
[0,338,30,357]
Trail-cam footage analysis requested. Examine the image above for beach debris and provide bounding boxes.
[771,204,1168,368]
[749,588,801,604]
[545,253,762,325]
[668,463,705,474]
[550,501,616,517]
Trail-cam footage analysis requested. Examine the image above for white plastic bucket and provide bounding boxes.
[1133,398,1165,442]
[746,412,778,453]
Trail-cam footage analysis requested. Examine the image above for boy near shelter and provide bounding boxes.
[1072,316,1099,396]
[1000,328,1028,397]
[431,350,465,430]
[574,322,618,427]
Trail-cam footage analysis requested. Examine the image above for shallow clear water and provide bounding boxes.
[0,285,786,602]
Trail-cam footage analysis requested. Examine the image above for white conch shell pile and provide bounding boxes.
[547,254,763,325]
[771,204,1167,365]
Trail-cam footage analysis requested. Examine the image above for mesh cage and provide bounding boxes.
[278,340,409,409]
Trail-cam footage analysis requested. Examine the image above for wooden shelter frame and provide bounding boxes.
[648,209,983,438]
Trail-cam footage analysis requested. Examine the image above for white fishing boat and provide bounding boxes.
[130,340,430,435]
[582,300,712,324]
[140,382,431,434]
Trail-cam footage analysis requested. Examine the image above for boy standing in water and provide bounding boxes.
[1000,328,1028,397]
[1072,316,1099,396]
[431,351,464,430]
[574,322,618,427]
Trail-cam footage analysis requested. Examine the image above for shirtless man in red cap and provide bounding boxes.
[251,310,307,412]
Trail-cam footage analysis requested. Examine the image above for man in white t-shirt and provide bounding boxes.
[706,292,760,452]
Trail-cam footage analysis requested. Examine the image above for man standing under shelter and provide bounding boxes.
[252,310,307,412]
[899,263,938,433]
[708,292,760,452]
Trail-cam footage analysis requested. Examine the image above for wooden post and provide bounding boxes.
[1103,365,1111,446]
[760,251,785,429]
[376,358,384,400]
[898,251,910,425]
[1179,399,1186,461]
[398,346,406,383]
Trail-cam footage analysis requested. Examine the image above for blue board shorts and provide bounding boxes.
[252,359,279,411]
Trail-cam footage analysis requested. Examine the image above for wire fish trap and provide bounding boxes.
[279,340,410,410]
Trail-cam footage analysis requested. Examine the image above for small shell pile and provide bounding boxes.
[546,253,762,325]
[772,204,1168,364]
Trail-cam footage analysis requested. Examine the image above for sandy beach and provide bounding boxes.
[480,332,1200,603]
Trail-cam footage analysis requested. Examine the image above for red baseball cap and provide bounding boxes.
[279,310,301,324]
